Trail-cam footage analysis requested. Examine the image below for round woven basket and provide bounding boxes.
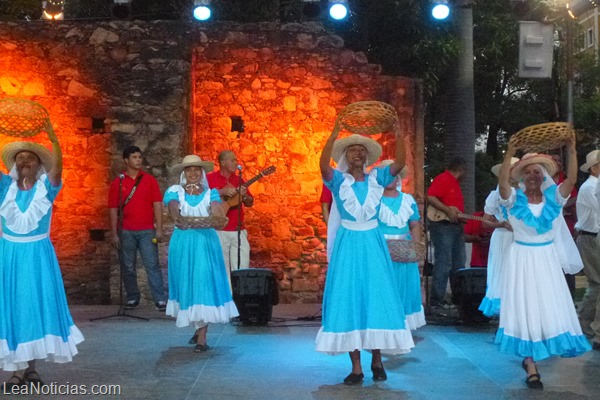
[386,239,424,263]
[0,98,51,138]
[176,215,229,230]
[511,122,574,153]
[338,101,398,135]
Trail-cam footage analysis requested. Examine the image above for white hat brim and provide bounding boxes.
[510,155,557,180]
[331,134,382,167]
[172,160,214,175]
[2,142,53,172]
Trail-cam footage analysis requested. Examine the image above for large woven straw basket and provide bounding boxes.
[176,215,229,230]
[511,122,575,153]
[338,101,398,135]
[0,98,51,137]
[386,239,424,263]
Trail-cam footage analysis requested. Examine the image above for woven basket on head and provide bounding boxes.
[338,101,398,135]
[386,239,424,263]
[0,98,51,138]
[175,215,229,230]
[511,122,575,153]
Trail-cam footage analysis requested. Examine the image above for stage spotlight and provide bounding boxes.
[329,1,348,21]
[431,0,450,21]
[111,0,132,20]
[193,0,212,21]
[42,0,64,20]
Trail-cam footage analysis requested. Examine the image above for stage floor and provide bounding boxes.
[1,304,598,400]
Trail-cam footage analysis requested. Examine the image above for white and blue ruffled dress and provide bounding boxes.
[478,189,511,317]
[378,191,425,330]
[0,173,84,371]
[315,166,414,355]
[163,186,238,328]
[495,184,591,360]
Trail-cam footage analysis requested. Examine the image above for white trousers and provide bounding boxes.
[217,230,250,287]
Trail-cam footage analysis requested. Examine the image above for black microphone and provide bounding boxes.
[237,165,242,171]
[119,173,125,179]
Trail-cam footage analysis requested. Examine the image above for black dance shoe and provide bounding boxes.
[371,366,387,381]
[343,373,364,385]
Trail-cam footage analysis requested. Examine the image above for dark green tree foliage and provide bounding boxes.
[472,0,557,159]
[329,0,460,96]
[0,0,43,20]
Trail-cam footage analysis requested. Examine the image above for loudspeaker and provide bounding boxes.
[231,268,279,325]
[451,268,489,323]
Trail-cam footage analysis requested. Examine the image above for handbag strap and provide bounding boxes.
[123,174,144,207]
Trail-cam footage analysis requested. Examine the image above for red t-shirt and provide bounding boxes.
[206,170,252,231]
[427,170,465,212]
[108,171,162,231]
[320,184,332,209]
[464,212,491,267]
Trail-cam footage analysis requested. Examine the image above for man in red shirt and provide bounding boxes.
[463,211,491,268]
[206,150,254,281]
[320,184,333,224]
[108,146,167,311]
[427,157,467,307]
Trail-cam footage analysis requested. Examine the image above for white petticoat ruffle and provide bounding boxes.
[405,308,426,331]
[315,327,414,355]
[378,193,416,229]
[0,176,51,234]
[166,300,239,328]
[0,326,84,372]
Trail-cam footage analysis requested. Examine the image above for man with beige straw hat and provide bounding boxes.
[575,149,600,350]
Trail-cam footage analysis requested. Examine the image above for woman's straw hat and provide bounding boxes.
[377,159,408,178]
[331,134,382,167]
[1,141,53,171]
[172,155,214,174]
[510,153,557,180]
[491,157,520,177]
[580,150,600,172]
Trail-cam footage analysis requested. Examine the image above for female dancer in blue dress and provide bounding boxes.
[377,161,425,330]
[497,137,590,389]
[0,125,84,388]
[316,122,414,385]
[164,155,239,352]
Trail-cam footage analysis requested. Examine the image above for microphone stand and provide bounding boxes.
[423,195,432,316]
[236,166,243,276]
[91,173,148,321]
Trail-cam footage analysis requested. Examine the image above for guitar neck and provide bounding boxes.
[458,213,484,222]
[241,173,263,188]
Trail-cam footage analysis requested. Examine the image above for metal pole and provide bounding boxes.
[567,19,574,124]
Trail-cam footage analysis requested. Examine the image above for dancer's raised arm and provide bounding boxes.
[320,120,342,182]
[498,137,517,200]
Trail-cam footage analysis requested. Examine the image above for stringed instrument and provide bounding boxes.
[426,205,485,223]
[221,166,276,209]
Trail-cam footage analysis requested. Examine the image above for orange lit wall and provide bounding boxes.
[192,25,422,303]
[0,21,422,304]
[0,35,112,303]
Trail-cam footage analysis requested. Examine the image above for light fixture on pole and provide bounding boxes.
[431,0,450,21]
[193,0,212,21]
[329,0,348,21]
[112,0,132,20]
[42,0,64,20]
[566,0,598,19]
